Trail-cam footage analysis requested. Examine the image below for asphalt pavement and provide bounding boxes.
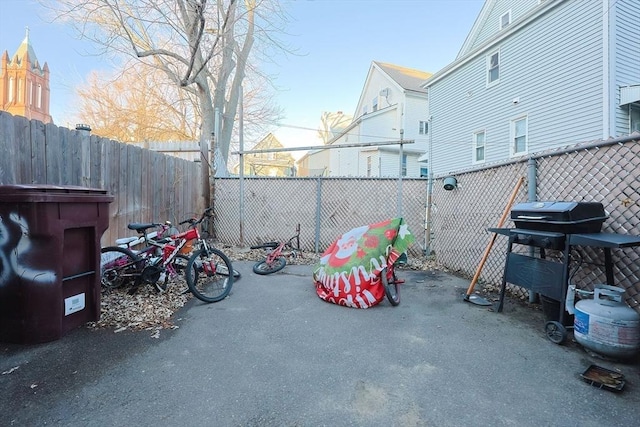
[2,261,639,426]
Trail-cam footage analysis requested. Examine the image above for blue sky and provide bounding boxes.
[0,0,485,146]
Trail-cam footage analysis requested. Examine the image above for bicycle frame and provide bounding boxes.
[251,224,301,275]
[101,208,214,292]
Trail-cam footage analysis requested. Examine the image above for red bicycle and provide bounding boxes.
[250,224,301,275]
[380,252,407,306]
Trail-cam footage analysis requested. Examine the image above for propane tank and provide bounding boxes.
[574,285,640,359]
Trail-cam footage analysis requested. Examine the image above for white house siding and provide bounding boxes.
[428,0,605,176]
[463,0,540,54]
[403,94,430,153]
[614,0,640,136]
[358,67,402,118]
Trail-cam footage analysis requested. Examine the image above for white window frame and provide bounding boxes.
[372,96,378,112]
[500,10,511,30]
[419,120,429,135]
[473,130,486,163]
[366,155,372,177]
[510,116,528,156]
[486,49,500,87]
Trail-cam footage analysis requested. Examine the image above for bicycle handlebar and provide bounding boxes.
[178,207,214,227]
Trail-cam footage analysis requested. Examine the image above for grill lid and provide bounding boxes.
[511,201,607,233]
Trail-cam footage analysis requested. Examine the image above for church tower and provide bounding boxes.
[1,28,52,124]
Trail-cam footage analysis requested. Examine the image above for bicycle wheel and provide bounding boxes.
[253,258,286,275]
[381,266,400,306]
[186,248,234,303]
[100,246,141,291]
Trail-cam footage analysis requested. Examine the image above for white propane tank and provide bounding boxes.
[574,285,640,359]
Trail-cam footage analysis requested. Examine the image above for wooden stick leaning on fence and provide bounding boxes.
[464,176,525,304]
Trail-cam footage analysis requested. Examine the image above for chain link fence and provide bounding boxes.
[431,137,640,312]
[213,177,428,257]
[212,136,640,313]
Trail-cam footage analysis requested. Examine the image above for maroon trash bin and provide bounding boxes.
[0,185,113,344]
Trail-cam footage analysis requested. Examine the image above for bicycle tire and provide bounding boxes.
[250,242,279,250]
[185,248,234,303]
[100,246,142,291]
[381,267,400,306]
[253,258,286,275]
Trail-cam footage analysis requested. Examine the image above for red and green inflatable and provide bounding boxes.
[313,218,414,308]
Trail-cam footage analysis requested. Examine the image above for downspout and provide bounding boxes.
[602,0,611,138]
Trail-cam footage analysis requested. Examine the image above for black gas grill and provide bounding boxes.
[504,201,607,250]
[493,200,640,345]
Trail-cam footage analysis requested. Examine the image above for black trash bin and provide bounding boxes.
[0,185,113,344]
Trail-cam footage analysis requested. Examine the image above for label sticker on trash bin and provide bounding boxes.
[64,293,85,316]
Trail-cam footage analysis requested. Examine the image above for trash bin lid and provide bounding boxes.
[0,184,114,203]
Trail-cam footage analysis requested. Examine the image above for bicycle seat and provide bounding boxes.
[128,223,160,233]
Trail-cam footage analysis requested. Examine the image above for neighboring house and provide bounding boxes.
[422,0,640,176]
[297,110,352,177]
[236,132,296,177]
[0,29,52,124]
[302,61,432,178]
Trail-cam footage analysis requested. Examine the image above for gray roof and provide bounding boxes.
[373,61,432,93]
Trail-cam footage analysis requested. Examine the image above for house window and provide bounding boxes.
[511,117,528,155]
[372,96,378,112]
[500,11,511,29]
[487,50,500,85]
[366,156,372,177]
[420,167,428,177]
[474,131,486,162]
[630,105,640,133]
[419,121,429,135]
[401,153,407,176]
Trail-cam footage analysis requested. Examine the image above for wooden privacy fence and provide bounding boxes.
[0,112,203,245]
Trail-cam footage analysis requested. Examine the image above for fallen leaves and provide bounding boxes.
[90,245,441,334]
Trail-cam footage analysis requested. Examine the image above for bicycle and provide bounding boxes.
[100,221,190,294]
[101,208,236,303]
[380,252,407,306]
[250,224,302,275]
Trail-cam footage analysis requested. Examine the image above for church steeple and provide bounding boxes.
[0,28,52,124]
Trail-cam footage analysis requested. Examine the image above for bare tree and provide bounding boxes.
[77,62,199,142]
[42,0,287,175]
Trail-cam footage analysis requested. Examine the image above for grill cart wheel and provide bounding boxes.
[545,321,567,344]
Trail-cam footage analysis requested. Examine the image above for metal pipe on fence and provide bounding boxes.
[527,157,538,303]
[314,177,323,254]
[238,88,245,247]
[397,129,404,217]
